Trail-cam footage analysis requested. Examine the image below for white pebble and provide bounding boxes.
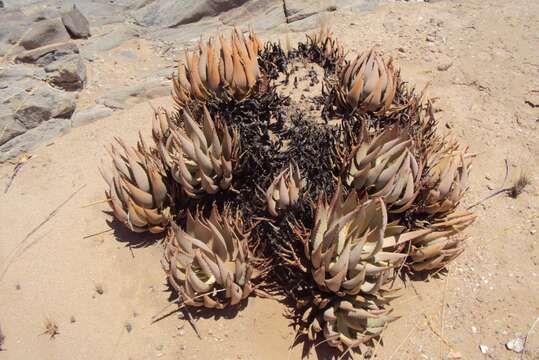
[506,338,525,353]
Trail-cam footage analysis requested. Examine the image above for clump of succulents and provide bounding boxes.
[100,25,475,356]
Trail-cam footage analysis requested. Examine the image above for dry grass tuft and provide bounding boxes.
[508,173,530,198]
[41,318,59,339]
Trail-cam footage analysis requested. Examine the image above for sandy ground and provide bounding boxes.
[1,0,538,359]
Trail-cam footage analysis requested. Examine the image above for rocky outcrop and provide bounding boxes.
[0,0,398,162]
[19,18,71,50]
[132,0,249,28]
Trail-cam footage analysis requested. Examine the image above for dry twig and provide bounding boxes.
[0,321,5,351]
[440,267,451,359]
[0,185,86,282]
[4,154,31,193]
[467,161,530,209]
[521,316,539,360]
[83,229,113,239]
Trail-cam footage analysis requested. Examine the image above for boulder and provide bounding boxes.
[14,42,79,65]
[61,5,91,39]
[71,104,113,127]
[8,85,76,130]
[19,18,71,50]
[0,110,26,146]
[0,118,71,162]
[45,54,86,91]
[132,0,248,28]
[0,8,29,57]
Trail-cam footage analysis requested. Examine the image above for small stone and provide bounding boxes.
[15,283,21,290]
[180,344,187,351]
[61,5,90,39]
[70,316,76,323]
[125,322,132,333]
[437,62,453,71]
[178,329,186,336]
[95,283,104,295]
[506,337,524,353]
[531,229,536,235]
[471,326,477,333]
[398,47,406,53]
[479,344,489,354]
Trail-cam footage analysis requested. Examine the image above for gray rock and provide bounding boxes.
[71,104,113,127]
[0,1,4,8]
[20,18,71,51]
[30,7,61,22]
[220,0,286,31]
[0,72,43,119]
[0,110,26,146]
[0,64,45,83]
[0,8,29,57]
[45,54,86,91]
[83,26,138,53]
[62,5,91,39]
[0,118,70,162]
[70,1,125,27]
[7,85,76,130]
[14,42,79,65]
[132,0,248,28]
[284,0,336,23]
[97,79,169,108]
